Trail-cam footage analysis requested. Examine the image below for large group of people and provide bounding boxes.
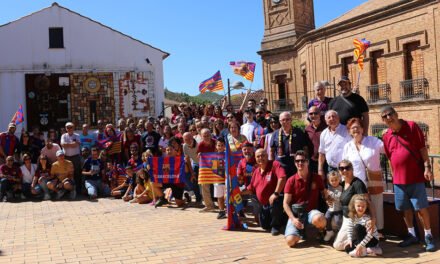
[0,76,436,255]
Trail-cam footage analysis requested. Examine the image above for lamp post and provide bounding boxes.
[227,79,245,104]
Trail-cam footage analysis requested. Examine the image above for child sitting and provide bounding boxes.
[129,169,154,204]
[110,165,135,202]
[345,194,382,257]
[323,171,343,242]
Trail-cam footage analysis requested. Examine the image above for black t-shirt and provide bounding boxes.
[82,158,103,181]
[271,127,311,178]
[329,93,369,125]
[340,177,368,217]
[141,131,161,155]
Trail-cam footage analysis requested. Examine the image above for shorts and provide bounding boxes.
[213,184,226,198]
[163,183,184,200]
[394,183,429,211]
[285,209,323,237]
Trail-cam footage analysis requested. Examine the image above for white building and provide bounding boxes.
[0,2,169,131]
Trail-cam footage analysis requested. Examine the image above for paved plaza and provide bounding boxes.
[0,199,439,264]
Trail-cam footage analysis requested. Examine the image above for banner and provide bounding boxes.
[148,156,185,184]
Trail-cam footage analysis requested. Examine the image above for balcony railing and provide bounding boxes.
[272,99,294,112]
[400,78,429,101]
[367,83,391,104]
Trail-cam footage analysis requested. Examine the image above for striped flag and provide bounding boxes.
[198,152,228,184]
[10,104,24,125]
[148,156,185,184]
[199,71,224,94]
[230,61,256,82]
[353,38,371,71]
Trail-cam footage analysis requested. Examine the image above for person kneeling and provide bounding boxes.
[49,150,76,200]
[283,151,327,247]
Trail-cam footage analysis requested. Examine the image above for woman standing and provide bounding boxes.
[342,117,385,237]
[264,116,280,160]
[226,120,247,152]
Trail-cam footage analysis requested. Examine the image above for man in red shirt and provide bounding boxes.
[381,105,435,252]
[237,142,257,187]
[0,123,19,165]
[241,148,286,236]
[283,150,327,247]
[0,156,21,202]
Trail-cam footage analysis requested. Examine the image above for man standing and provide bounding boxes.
[283,150,327,247]
[240,109,260,142]
[182,132,202,203]
[241,149,286,235]
[141,121,161,156]
[271,111,310,177]
[196,128,216,212]
[61,122,82,195]
[318,110,351,177]
[329,76,369,131]
[308,81,332,115]
[381,105,436,252]
[80,124,96,151]
[40,138,61,163]
[94,119,106,141]
[305,106,327,174]
[0,123,19,164]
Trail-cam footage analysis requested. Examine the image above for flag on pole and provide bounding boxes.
[10,104,24,125]
[353,38,371,71]
[230,61,256,82]
[224,137,246,230]
[199,71,224,94]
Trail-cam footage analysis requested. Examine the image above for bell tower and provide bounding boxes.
[261,0,315,51]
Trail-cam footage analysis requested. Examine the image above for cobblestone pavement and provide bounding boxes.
[0,198,438,264]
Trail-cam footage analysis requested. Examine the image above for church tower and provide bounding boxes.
[259,0,315,112]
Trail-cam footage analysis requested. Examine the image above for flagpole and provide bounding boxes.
[227,78,231,105]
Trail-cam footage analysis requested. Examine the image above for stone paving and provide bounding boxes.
[0,198,439,264]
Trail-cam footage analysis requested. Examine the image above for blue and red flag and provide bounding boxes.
[230,61,256,82]
[148,156,185,184]
[10,104,24,125]
[224,138,246,230]
[198,152,228,184]
[199,71,224,94]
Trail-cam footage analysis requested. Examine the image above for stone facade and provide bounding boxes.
[259,0,440,154]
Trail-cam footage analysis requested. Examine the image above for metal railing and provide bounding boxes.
[272,99,294,112]
[381,154,440,199]
[367,83,391,104]
[400,78,429,101]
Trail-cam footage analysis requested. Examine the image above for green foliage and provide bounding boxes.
[165,88,222,105]
[291,119,306,130]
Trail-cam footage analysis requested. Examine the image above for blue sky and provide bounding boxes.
[0,0,368,96]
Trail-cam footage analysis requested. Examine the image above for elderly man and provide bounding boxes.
[197,128,216,212]
[61,122,82,194]
[182,132,202,203]
[318,110,351,177]
[237,142,257,187]
[308,81,332,115]
[49,150,75,200]
[0,156,21,202]
[284,150,327,247]
[0,123,19,164]
[305,106,327,174]
[329,76,369,131]
[241,149,287,236]
[271,111,310,177]
[381,106,436,252]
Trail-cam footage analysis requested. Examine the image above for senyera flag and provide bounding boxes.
[224,140,246,230]
[230,61,256,82]
[353,38,371,71]
[148,156,185,184]
[199,71,224,94]
[10,104,24,125]
[198,152,228,184]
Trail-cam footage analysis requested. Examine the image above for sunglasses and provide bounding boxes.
[308,112,319,116]
[256,112,264,114]
[338,166,352,171]
[295,159,307,164]
[381,112,395,119]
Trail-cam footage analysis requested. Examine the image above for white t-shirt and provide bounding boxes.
[240,121,260,142]
[61,133,81,156]
[20,164,36,184]
[318,124,351,168]
[342,136,384,185]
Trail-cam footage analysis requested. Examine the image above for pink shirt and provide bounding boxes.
[40,143,61,163]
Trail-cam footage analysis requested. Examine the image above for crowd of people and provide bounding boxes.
[0,76,436,255]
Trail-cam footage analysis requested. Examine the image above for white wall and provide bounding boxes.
[0,4,167,130]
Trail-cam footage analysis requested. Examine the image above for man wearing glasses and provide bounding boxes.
[61,122,82,195]
[305,106,327,173]
[0,156,21,202]
[283,150,327,247]
[381,105,435,252]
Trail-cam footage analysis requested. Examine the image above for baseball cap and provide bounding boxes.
[338,76,351,84]
[8,123,16,128]
[65,122,74,128]
[56,150,65,157]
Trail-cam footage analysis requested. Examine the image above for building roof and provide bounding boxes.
[321,0,407,28]
[230,90,265,108]
[0,2,170,59]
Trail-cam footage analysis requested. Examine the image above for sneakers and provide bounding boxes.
[199,207,216,213]
[217,210,226,219]
[425,234,436,252]
[366,246,383,256]
[154,197,169,208]
[271,227,280,236]
[323,230,335,242]
[349,247,367,257]
[398,233,419,247]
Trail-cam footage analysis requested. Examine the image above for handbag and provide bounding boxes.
[355,143,384,195]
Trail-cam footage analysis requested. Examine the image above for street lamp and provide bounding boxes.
[227,79,245,104]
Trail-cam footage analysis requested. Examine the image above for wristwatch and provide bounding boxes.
[273,192,280,197]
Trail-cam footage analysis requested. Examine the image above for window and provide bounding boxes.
[370,50,385,85]
[49,28,64,48]
[276,75,287,100]
[404,41,422,80]
[342,57,354,78]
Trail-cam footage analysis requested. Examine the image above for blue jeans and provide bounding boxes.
[85,179,110,197]
[34,178,51,197]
